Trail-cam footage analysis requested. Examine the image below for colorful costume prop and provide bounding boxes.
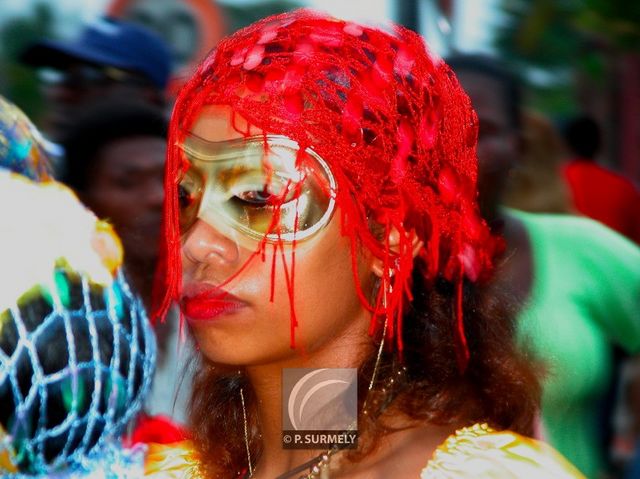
[155,10,501,368]
[0,171,155,478]
[0,96,52,181]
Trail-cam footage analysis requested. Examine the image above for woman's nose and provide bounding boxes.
[182,220,240,266]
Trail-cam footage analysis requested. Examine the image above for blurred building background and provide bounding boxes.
[0,0,638,181]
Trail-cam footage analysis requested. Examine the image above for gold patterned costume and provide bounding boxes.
[144,423,584,478]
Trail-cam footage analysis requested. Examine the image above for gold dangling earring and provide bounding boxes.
[240,387,253,477]
[366,274,392,401]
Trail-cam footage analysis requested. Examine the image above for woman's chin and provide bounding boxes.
[193,332,297,367]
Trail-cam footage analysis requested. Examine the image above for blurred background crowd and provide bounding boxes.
[0,1,638,478]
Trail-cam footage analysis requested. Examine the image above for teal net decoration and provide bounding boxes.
[0,267,156,477]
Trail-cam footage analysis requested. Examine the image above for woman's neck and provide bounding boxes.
[244,316,373,478]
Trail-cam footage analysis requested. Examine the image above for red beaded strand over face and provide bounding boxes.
[153,10,501,370]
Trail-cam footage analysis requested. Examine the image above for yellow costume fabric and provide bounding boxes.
[422,423,584,478]
[145,441,199,479]
[145,423,584,478]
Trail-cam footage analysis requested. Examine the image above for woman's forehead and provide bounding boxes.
[190,105,264,142]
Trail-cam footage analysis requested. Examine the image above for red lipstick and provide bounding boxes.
[181,283,247,321]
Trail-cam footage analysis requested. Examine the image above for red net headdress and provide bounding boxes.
[154,9,500,370]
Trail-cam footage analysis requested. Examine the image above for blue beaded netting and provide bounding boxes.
[0,267,156,478]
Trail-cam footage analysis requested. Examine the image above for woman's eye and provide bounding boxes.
[178,168,204,210]
[178,184,196,209]
[231,176,303,207]
[234,186,276,206]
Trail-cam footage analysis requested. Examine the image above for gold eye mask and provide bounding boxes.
[177,134,336,248]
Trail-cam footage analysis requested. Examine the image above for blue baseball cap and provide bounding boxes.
[21,17,172,90]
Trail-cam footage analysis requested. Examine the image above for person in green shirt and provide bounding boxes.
[448,54,640,478]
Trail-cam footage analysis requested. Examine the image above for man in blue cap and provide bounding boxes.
[21,16,172,143]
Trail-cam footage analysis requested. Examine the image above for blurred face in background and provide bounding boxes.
[39,63,161,142]
[82,134,165,266]
[455,71,519,220]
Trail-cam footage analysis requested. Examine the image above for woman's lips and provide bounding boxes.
[181,284,247,321]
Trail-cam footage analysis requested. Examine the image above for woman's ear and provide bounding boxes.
[371,227,424,278]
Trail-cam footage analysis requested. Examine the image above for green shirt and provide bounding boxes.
[512,210,640,478]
